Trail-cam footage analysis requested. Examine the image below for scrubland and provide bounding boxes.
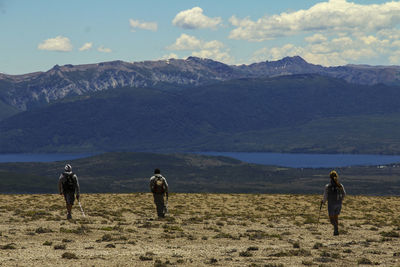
[0,193,400,266]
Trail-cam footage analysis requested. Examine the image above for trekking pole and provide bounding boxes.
[78,201,86,217]
[317,201,323,228]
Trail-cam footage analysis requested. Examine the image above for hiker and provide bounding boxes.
[149,168,169,218]
[58,164,80,220]
[321,170,346,236]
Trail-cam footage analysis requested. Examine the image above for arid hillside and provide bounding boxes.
[0,193,399,266]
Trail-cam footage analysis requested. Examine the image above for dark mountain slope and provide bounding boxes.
[2,74,400,154]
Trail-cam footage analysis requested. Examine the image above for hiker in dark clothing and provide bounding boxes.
[149,168,169,218]
[58,164,80,220]
[321,170,346,236]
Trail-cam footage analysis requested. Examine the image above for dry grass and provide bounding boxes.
[0,193,399,266]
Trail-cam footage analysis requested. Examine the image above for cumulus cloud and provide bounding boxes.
[167,34,233,63]
[305,34,328,44]
[37,36,72,52]
[161,53,179,60]
[97,46,112,53]
[250,30,400,66]
[79,42,93,51]
[167,34,202,50]
[129,19,158,32]
[172,7,222,29]
[229,0,400,42]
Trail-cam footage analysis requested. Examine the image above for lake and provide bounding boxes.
[0,153,95,163]
[1,152,400,168]
[195,152,400,168]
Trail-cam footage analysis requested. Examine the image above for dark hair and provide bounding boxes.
[154,168,161,174]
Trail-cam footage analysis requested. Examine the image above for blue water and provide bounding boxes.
[196,152,400,168]
[0,153,94,163]
[1,152,400,168]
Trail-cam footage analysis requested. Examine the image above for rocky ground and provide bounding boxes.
[0,193,399,266]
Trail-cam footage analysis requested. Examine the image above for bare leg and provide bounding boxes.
[328,215,339,235]
[329,215,339,235]
[66,204,72,219]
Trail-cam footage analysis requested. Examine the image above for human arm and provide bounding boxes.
[58,174,63,195]
[149,177,155,193]
[340,184,346,199]
[321,185,328,205]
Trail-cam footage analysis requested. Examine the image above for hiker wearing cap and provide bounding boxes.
[58,164,80,220]
[321,170,346,236]
[149,168,169,218]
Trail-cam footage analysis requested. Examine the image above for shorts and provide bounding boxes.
[64,191,75,205]
[328,203,342,216]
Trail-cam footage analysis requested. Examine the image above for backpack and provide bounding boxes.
[153,176,166,194]
[328,183,344,201]
[62,172,75,192]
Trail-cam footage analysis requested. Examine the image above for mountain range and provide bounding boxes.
[1,56,400,115]
[1,56,400,154]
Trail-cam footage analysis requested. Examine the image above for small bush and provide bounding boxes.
[314,257,334,263]
[239,250,253,257]
[357,257,373,265]
[1,243,16,250]
[54,244,66,250]
[35,227,53,234]
[205,258,218,264]
[101,234,113,242]
[313,242,323,249]
[380,230,400,238]
[304,215,317,224]
[154,259,169,267]
[61,252,78,259]
[43,241,53,246]
[105,243,116,248]
[139,255,153,261]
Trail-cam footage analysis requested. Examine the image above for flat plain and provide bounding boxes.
[0,193,400,266]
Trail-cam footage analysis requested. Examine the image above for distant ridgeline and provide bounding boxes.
[0,152,399,196]
[1,56,400,154]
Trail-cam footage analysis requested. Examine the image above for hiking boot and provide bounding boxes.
[334,225,339,236]
[67,213,72,220]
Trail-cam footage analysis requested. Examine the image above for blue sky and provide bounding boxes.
[1,0,399,74]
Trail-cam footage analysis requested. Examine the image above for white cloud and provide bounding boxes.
[252,44,303,62]
[192,49,232,63]
[172,7,222,29]
[129,19,158,32]
[97,46,112,53]
[79,42,93,51]
[305,34,328,44]
[229,0,400,42]
[38,36,72,52]
[161,53,179,60]
[389,51,400,64]
[167,34,233,63]
[167,34,202,50]
[251,28,400,66]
